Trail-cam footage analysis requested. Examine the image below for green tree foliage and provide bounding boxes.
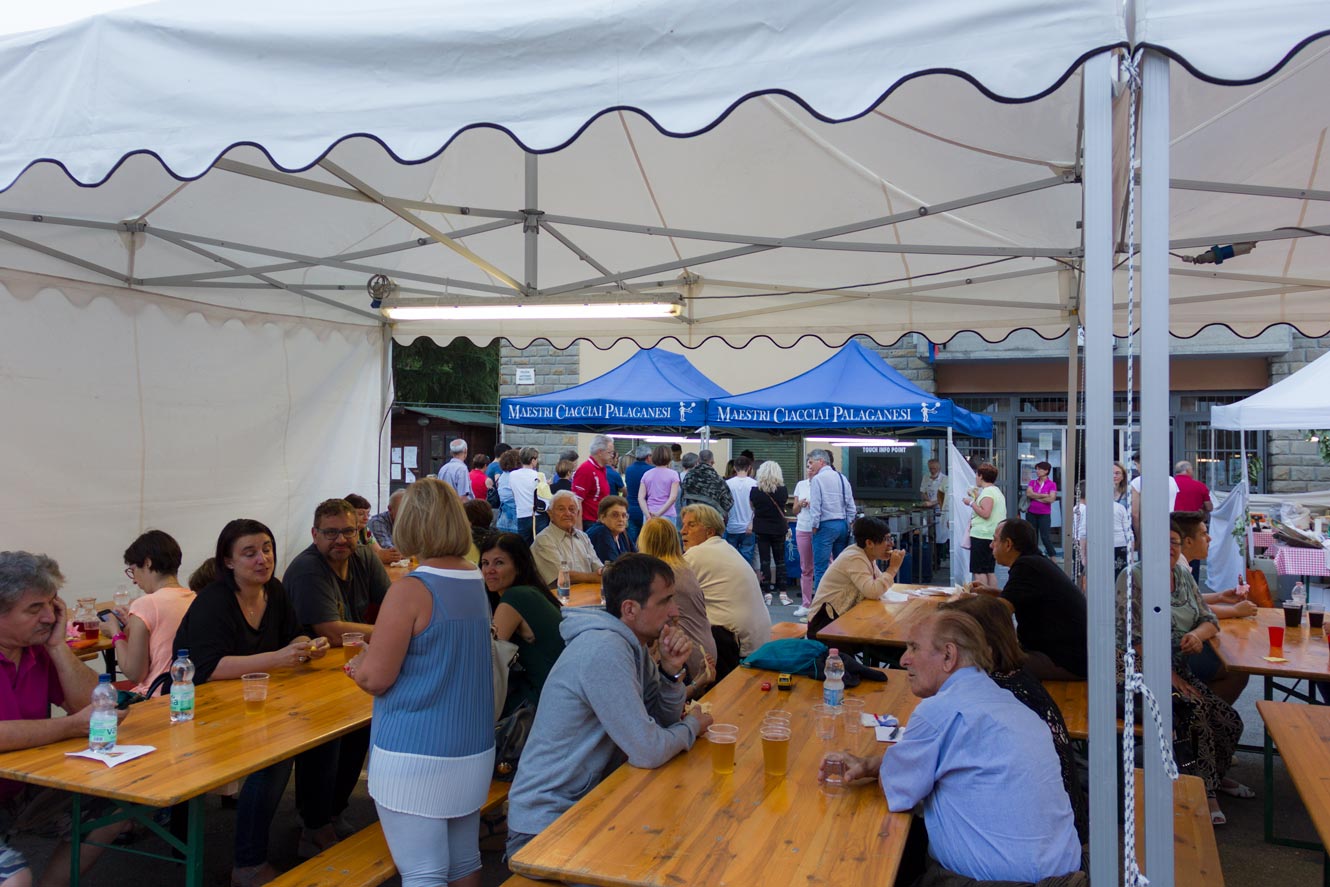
[393,337,499,405]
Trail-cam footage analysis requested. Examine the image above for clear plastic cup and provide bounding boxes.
[812,703,841,741]
[761,725,791,777]
[707,725,738,774]
[840,698,866,734]
[341,632,366,663]
[241,673,269,714]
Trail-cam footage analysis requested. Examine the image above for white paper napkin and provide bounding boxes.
[66,745,155,768]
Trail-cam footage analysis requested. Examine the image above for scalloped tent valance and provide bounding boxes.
[0,1,1323,347]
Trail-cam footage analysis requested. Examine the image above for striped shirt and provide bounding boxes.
[369,567,495,817]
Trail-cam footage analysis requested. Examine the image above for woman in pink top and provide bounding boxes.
[638,445,681,520]
[109,530,197,695]
[1024,461,1059,558]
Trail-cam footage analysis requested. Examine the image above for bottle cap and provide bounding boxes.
[829,648,839,656]
[176,648,189,657]
[98,673,112,683]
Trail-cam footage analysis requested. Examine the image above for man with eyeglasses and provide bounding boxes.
[282,498,390,852]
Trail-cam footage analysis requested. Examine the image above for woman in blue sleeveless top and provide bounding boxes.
[349,479,495,887]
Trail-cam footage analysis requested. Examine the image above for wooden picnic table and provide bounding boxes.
[1257,701,1330,878]
[385,566,603,608]
[0,655,371,887]
[510,666,924,887]
[811,585,957,648]
[1215,607,1329,845]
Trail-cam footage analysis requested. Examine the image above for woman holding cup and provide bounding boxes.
[173,519,330,887]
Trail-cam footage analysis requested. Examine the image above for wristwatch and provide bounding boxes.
[659,663,687,684]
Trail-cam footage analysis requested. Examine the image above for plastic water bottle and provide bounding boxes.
[823,648,845,707]
[1292,581,1307,607]
[89,674,117,751]
[170,649,196,724]
[557,560,571,603]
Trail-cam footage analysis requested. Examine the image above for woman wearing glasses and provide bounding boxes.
[805,516,904,637]
[109,530,197,696]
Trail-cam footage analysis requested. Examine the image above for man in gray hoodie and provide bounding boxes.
[506,553,714,861]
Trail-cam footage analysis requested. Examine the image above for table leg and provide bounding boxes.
[1264,675,1275,843]
[184,795,205,887]
[70,793,84,887]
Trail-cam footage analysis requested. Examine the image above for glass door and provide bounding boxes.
[1016,422,1067,551]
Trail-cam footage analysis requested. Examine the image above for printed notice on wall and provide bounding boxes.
[1038,432,1054,451]
[516,368,535,384]
[404,446,418,468]
[390,463,402,480]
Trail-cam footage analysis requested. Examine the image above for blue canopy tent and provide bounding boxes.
[500,348,729,434]
[706,340,992,439]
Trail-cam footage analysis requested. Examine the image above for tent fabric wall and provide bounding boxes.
[0,270,387,599]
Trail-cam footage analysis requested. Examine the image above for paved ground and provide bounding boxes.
[8,573,1320,886]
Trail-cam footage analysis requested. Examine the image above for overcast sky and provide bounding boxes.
[2,0,154,36]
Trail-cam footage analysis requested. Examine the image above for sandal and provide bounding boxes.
[1210,808,1227,826]
[779,593,793,606]
[764,593,773,606]
[1218,779,1255,799]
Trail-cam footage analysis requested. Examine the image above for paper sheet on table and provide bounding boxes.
[883,590,909,603]
[867,714,901,742]
[66,745,155,768]
[910,586,955,597]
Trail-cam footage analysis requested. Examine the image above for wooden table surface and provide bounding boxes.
[813,586,958,648]
[511,667,922,887]
[1214,607,1329,681]
[1256,701,1330,848]
[0,656,370,807]
[67,636,113,662]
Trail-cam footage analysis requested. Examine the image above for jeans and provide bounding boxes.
[724,532,756,569]
[811,519,848,592]
[235,760,294,867]
[518,513,548,545]
[1027,511,1057,558]
[796,529,815,606]
[295,726,370,829]
[755,532,787,590]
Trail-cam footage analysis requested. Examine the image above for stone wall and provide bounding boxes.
[498,341,580,469]
[1265,333,1330,494]
[859,334,937,393]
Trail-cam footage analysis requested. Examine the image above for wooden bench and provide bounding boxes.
[769,621,807,640]
[1044,680,1141,741]
[269,781,511,887]
[1133,771,1224,886]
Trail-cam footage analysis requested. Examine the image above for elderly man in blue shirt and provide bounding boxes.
[822,610,1082,884]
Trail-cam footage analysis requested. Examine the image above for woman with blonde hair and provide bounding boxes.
[751,461,790,604]
[636,517,716,693]
[350,478,494,887]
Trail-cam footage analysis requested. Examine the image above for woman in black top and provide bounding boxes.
[938,594,1088,843]
[750,461,790,603]
[175,519,328,887]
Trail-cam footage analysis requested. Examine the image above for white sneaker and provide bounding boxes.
[792,606,810,618]
[764,593,773,605]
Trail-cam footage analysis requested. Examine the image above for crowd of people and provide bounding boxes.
[0,431,1253,886]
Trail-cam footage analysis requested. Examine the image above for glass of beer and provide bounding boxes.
[761,725,791,777]
[242,673,269,714]
[707,725,738,775]
[341,632,366,663]
[1309,604,1325,631]
[1283,602,1303,629]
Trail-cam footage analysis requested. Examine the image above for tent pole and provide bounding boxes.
[525,153,539,294]
[1081,51,1118,887]
[1065,301,1080,578]
[1141,49,1176,886]
[1241,434,1252,568]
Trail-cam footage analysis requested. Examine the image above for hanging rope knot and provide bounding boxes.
[1121,670,1181,780]
[1120,54,1143,91]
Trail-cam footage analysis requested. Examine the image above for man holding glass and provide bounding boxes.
[820,611,1080,884]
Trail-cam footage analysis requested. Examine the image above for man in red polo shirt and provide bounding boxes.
[1172,460,1212,514]
[571,435,617,530]
[0,551,127,886]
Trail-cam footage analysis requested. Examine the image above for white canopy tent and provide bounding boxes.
[1211,349,1330,430]
[3,3,1330,884]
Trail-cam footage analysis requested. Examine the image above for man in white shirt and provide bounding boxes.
[531,490,603,587]
[1129,472,1179,537]
[723,455,758,572]
[806,448,856,591]
[920,459,947,508]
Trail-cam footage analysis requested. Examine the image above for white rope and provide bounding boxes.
[1119,54,1180,887]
